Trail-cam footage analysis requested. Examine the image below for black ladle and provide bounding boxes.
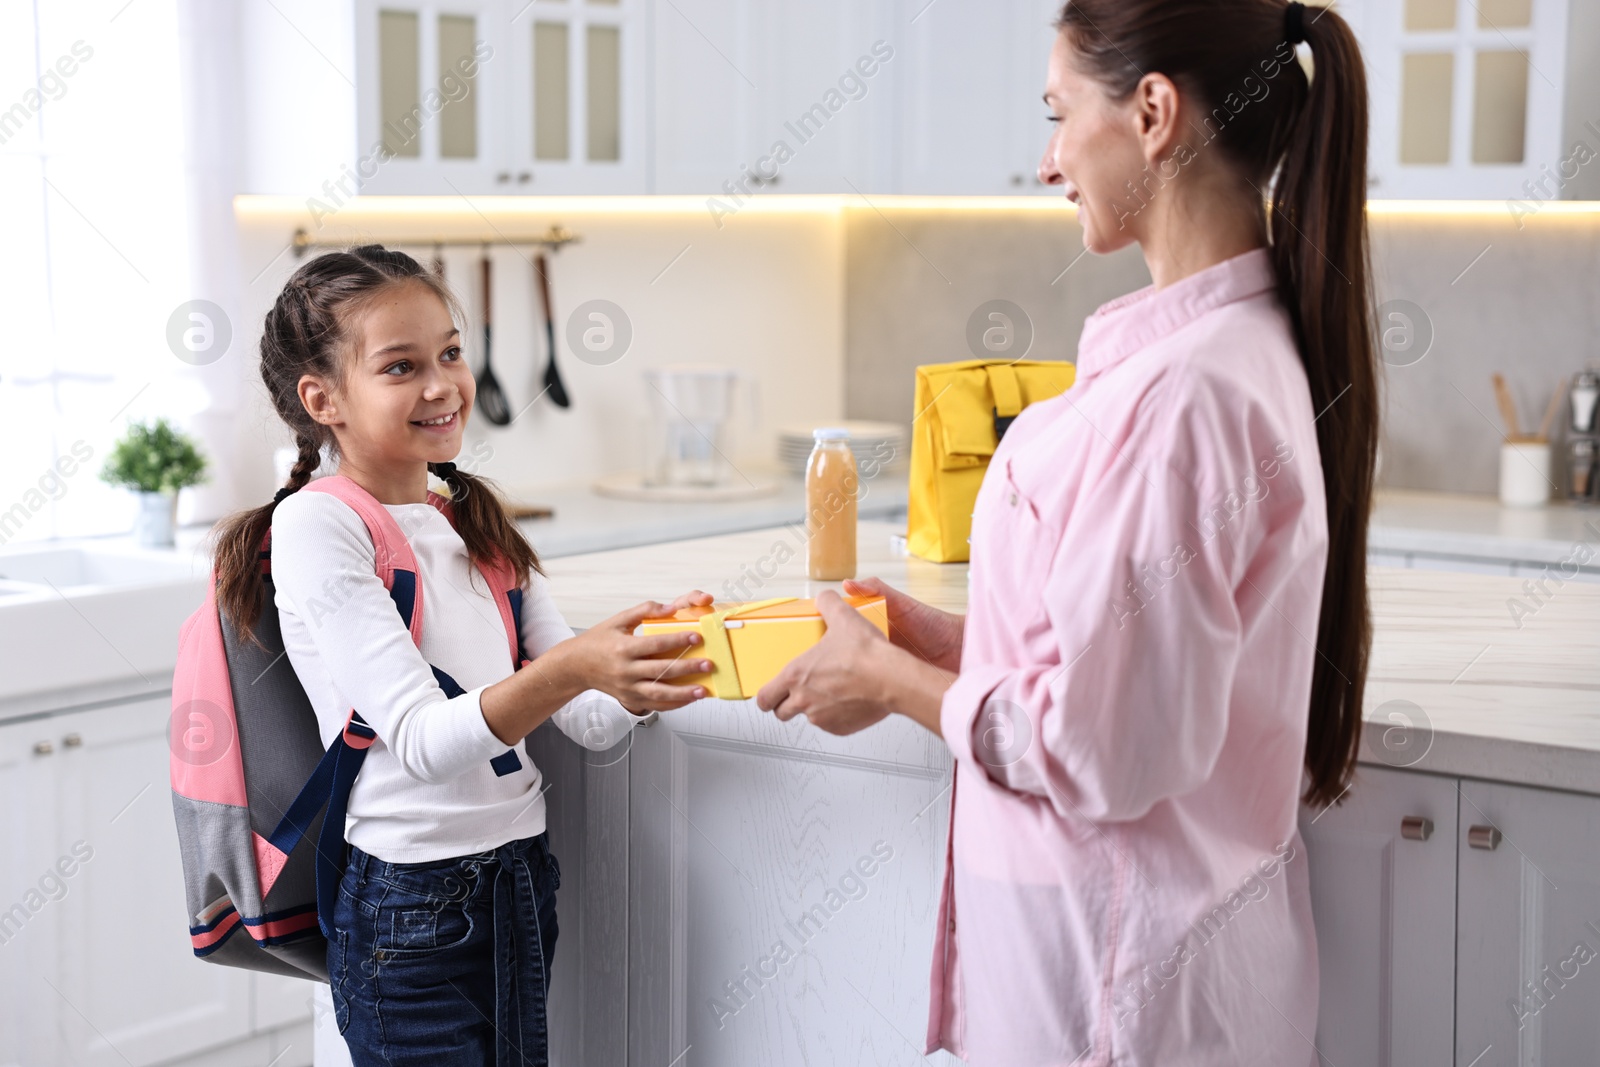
[535,253,571,408]
[476,251,511,426]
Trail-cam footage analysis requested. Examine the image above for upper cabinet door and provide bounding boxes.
[741,0,897,194]
[354,0,507,194]
[505,0,648,193]
[1350,0,1571,198]
[895,0,1060,195]
[650,0,763,194]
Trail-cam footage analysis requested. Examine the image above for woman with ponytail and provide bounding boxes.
[754,2,1375,1062]
[209,245,715,1064]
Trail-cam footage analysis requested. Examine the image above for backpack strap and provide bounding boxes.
[302,476,428,644]
[426,490,531,777]
[265,707,376,940]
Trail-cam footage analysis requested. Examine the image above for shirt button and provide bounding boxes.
[948,918,956,933]
[1008,492,1018,506]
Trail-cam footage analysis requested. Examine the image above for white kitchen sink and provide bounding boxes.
[0,542,211,711]
[0,545,202,592]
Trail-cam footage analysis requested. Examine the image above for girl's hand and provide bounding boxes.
[662,588,715,614]
[842,577,965,672]
[568,597,716,714]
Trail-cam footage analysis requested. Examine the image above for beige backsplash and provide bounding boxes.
[842,205,1600,496]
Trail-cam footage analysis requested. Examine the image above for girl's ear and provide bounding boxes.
[299,373,339,427]
[1132,71,1184,167]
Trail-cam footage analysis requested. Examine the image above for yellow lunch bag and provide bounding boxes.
[906,358,1076,563]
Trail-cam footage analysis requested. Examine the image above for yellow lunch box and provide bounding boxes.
[633,595,889,700]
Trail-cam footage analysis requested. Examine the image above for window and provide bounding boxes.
[0,0,200,545]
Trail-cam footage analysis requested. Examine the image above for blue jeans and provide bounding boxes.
[327,831,560,1066]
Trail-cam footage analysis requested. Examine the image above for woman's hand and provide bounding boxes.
[755,591,898,735]
[566,590,716,714]
[842,577,965,672]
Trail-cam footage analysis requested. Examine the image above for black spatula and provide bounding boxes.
[476,251,511,426]
[535,253,571,409]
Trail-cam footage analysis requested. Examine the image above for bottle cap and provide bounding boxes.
[812,427,851,441]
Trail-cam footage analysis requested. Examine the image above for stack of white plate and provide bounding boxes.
[777,421,908,477]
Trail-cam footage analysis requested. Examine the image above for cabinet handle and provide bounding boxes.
[1010,174,1023,186]
[62,733,82,748]
[516,172,532,183]
[1400,815,1433,841]
[1468,824,1502,851]
[495,172,511,183]
[636,711,659,728]
[33,740,53,755]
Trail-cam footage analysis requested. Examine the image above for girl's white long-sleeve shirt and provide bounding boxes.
[270,488,637,863]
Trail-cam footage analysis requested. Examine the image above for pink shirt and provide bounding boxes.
[928,248,1327,1066]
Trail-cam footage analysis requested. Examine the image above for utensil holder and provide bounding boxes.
[1500,438,1550,508]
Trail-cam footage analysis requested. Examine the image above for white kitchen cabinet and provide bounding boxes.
[893,0,1060,195]
[1304,763,1600,1066]
[1299,763,1459,1067]
[1342,0,1580,199]
[649,0,763,194]
[255,967,318,1035]
[1454,778,1600,1066]
[256,0,648,196]
[352,0,508,195]
[651,0,895,196]
[0,696,314,1067]
[628,703,957,1066]
[742,0,896,193]
[51,698,256,1067]
[0,715,66,1067]
[502,0,649,192]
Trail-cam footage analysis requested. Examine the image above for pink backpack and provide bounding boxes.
[168,474,532,980]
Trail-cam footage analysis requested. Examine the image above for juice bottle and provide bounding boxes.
[806,428,857,580]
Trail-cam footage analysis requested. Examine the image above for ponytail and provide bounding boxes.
[1269,9,1376,809]
[1056,0,1377,808]
[210,246,542,650]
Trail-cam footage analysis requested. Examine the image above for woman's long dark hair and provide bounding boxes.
[210,245,541,648]
[1056,0,1376,808]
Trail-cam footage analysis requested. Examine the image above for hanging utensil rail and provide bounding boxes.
[290,223,581,258]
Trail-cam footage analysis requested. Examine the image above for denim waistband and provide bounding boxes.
[350,831,548,882]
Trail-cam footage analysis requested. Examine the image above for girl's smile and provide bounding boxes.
[411,408,461,434]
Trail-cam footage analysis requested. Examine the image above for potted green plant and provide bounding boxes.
[100,418,208,547]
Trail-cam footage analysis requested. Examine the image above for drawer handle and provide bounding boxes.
[33,740,53,755]
[62,733,82,748]
[1400,815,1433,841]
[1468,824,1502,851]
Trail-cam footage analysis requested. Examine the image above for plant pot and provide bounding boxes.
[134,490,179,547]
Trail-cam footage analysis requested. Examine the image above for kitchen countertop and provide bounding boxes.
[545,520,1600,797]
[142,468,909,564]
[501,469,908,558]
[64,484,1590,572]
[1370,488,1600,569]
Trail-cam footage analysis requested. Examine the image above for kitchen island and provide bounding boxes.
[525,518,1600,1067]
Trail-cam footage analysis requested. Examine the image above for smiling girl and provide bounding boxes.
[208,246,715,1065]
